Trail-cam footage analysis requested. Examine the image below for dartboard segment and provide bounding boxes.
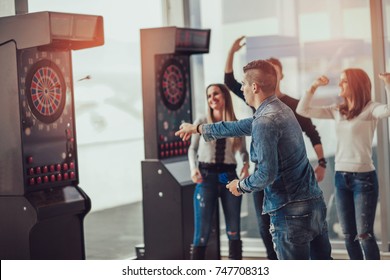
[26,60,66,123]
[159,58,187,111]
[155,54,191,159]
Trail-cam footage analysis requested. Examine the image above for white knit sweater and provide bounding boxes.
[187,117,249,172]
[296,85,390,172]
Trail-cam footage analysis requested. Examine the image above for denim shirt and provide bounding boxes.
[202,95,323,213]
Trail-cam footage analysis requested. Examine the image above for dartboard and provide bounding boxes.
[25,59,66,124]
[159,59,187,111]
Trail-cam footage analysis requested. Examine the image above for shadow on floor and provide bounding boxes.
[84,202,143,260]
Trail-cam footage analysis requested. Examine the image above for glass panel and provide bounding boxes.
[384,2,390,83]
[297,1,377,247]
[200,0,381,256]
[381,0,390,251]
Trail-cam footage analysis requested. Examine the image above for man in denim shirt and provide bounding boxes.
[176,60,332,260]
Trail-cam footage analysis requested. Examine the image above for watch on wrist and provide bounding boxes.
[236,180,245,194]
[196,124,202,134]
[318,158,327,168]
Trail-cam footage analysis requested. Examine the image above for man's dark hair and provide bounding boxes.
[243,60,277,94]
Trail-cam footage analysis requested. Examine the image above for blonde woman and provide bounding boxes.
[297,69,390,259]
[188,83,249,259]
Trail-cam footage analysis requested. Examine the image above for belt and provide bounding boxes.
[198,162,237,173]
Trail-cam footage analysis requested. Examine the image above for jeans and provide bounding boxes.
[326,192,340,239]
[335,171,380,260]
[193,169,242,246]
[253,191,277,260]
[269,196,332,260]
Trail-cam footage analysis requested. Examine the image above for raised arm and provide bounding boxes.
[224,36,246,101]
[373,73,390,119]
[296,75,335,119]
[225,36,245,73]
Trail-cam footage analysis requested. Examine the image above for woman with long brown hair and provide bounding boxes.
[297,69,390,259]
[188,83,249,259]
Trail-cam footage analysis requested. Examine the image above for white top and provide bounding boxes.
[296,85,390,172]
[188,117,249,171]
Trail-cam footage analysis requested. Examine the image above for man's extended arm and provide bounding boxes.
[175,118,252,142]
[202,118,252,141]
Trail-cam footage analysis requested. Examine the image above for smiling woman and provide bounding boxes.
[296,70,390,259]
[187,83,249,259]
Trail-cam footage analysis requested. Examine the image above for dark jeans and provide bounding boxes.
[269,196,332,260]
[326,192,339,239]
[193,169,242,246]
[253,190,277,259]
[335,171,380,259]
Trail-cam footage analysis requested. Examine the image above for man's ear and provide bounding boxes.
[252,82,259,93]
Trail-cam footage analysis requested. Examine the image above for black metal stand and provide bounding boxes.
[0,186,90,260]
[140,159,220,260]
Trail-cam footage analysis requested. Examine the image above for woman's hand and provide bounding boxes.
[310,75,329,93]
[191,168,202,183]
[379,72,390,85]
[312,75,329,88]
[230,36,246,53]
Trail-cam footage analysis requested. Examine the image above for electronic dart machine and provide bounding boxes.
[140,27,220,259]
[0,12,104,259]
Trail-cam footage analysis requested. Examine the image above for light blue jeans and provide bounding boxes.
[335,171,380,260]
[193,169,242,246]
[268,196,332,260]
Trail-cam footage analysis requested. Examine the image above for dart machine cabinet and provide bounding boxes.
[0,12,104,259]
[140,27,220,259]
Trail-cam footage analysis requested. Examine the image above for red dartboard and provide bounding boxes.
[159,58,187,111]
[26,59,66,123]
